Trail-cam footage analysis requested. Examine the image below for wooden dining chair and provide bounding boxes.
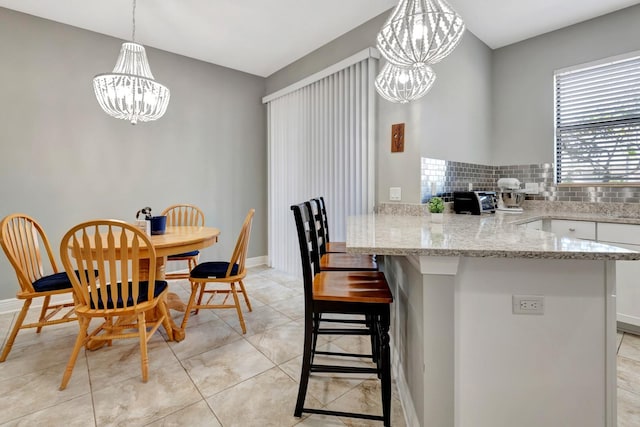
[59,220,173,390]
[161,204,206,280]
[0,213,80,362]
[305,200,377,272]
[291,202,393,426]
[182,209,254,333]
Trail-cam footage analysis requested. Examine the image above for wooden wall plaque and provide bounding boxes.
[391,123,405,153]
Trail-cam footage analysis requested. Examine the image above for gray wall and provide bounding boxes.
[492,4,640,165]
[378,32,492,203]
[267,12,493,204]
[0,8,267,300]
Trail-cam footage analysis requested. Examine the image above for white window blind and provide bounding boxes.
[555,53,640,184]
[264,49,377,276]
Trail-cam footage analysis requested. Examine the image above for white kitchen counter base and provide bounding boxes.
[346,213,637,427]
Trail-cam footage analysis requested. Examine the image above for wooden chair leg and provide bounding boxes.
[194,282,205,315]
[157,298,174,341]
[60,317,90,390]
[180,282,199,330]
[230,283,246,334]
[106,316,114,347]
[238,280,252,312]
[138,312,149,383]
[0,298,32,362]
[36,295,51,333]
[294,311,314,417]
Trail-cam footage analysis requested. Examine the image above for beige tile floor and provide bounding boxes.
[0,266,406,427]
[2,266,640,426]
[617,331,640,426]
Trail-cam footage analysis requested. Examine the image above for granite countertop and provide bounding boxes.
[346,209,640,260]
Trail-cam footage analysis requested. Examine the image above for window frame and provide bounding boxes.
[554,50,640,185]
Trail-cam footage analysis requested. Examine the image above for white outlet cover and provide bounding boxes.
[524,182,539,194]
[390,187,401,201]
[512,295,544,315]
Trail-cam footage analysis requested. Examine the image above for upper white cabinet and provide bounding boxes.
[550,219,596,240]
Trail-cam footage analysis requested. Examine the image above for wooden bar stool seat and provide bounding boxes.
[314,271,392,303]
[291,202,393,426]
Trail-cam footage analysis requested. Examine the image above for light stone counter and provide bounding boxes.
[346,211,640,260]
[347,207,630,427]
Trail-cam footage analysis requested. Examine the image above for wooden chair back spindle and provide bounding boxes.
[162,204,205,227]
[1,214,58,293]
[61,221,158,312]
[226,209,255,277]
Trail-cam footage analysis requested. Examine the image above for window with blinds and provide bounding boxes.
[555,53,640,184]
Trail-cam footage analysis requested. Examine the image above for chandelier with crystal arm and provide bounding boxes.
[376,0,465,68]
[93,0,170,125]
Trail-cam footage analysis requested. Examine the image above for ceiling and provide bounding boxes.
[0,0,638,77]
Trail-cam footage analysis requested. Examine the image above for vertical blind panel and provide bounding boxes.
[267,58,376,277]
[555,53,640,184]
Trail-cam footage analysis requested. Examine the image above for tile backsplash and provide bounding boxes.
[421,158,640,204]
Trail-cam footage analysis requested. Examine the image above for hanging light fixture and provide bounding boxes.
[93,0,170,125]
[375,62,436,104]
[376,0,465,68]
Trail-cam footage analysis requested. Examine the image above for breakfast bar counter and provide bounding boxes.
[346,211,640,427]
[346,211,640,259]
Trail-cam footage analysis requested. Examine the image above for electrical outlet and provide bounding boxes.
[524,182,539,194]
[512,295,544,315]
[390,187,401,201]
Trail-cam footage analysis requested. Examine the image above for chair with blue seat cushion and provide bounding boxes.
[161,204,205,280]
[59,219,173,390]
[182,209,254,333]
[0,213,80,363]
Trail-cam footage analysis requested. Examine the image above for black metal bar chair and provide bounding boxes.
[291,202,393,426]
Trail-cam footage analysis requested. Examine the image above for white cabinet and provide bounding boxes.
[550,219,596,240]
[523,219,544,230]
[597,223,640,329]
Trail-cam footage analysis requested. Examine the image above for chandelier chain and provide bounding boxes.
[132,0,136,42]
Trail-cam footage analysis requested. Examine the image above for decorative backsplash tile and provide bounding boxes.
[420,158,494,202]
[421,158,640,204]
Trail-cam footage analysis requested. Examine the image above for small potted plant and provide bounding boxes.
[428,196,445,223]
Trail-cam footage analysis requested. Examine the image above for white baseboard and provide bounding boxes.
[0,294,73,315]
[246,255,269,268]
[0,255,270,314]
[0,297,21,314]
[391,342,420,427]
